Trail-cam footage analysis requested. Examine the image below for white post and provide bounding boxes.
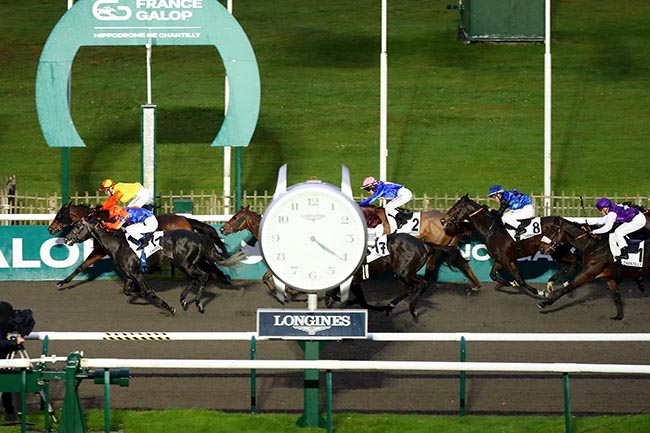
[223,0,233,214]
[307,293,318,311]
[379,0,388,182]
[543,0,552,216]
[146,40,152,105]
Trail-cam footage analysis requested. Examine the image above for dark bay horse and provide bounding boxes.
[329,232,475,321]
[538,216,649,320]
[48,202,229,289]
[64,217,243,315]
[443,194,582,297]
[362,205,481,291]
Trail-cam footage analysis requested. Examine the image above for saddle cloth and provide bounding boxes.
[394,211,421,236]
[505,217,541,241]
[618,239,645,268]
[363,235,391,277]
[126,231,164,258]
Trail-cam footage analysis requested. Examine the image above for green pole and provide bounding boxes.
[62,148,69,203]
[459,336,466,416]
[59,352,87,433]
[235,147,243,210]
[326,370,333,433]
[563,373,572,433]
[104,370,111,433]
[296,341,326,428]
[41,335,51,433]
[250,336,257,414]
[20,369,27,433]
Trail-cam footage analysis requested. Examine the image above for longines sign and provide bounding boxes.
[257,309,368,340]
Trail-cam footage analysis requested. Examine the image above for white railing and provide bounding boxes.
[26,331,650,342]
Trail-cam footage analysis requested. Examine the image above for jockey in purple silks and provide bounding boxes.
[591,197,646,261]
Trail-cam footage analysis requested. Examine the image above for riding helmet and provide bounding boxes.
[487,184,505,197]
[361,176,378,190]
[595,197,613,209]
[100,179,116,191]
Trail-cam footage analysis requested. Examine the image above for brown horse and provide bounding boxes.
[220,205,300,303]
[49,202,229,290]
[538,216,648,320]
[362,205,480,290]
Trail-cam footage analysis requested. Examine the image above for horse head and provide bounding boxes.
[360,206,383,228]
[48,202,73,235]
[221,205,260,236]
[539,217,589,255]
[64,219,95,246]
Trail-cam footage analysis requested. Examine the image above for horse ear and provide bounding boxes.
[462,193,469,199]
[244,205,250,210]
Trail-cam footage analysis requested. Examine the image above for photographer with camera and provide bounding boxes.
[0,302,32,422]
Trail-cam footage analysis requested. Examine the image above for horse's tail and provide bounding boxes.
[207,246,246,269]
[185,217,228,254]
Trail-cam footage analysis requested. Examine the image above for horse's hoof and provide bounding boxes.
[197,303,205,314]
[610,315,623,321]
[410,310,419,322]
[546,282,554,292]
[169,307,177,316]
[56,281,66,288]
[181,300,189,311]
[537,301,547,309]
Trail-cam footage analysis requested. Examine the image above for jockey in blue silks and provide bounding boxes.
[105,205,159,249]
[359,176,413,235]
[487,184,535,240]
[591,197,646,261]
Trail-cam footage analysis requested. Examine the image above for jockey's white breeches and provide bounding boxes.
[125,215,158,239]
[127,187,154,208]
[501,204,535,229]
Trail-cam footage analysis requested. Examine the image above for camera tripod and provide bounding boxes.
[7,346,57,423]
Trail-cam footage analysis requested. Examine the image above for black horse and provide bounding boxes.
[330,233,474,321]
[538,216,649,320]
[443,194,582,297]
[49,202,231,290]
[64,217,243,315]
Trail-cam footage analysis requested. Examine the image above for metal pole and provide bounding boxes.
[459,336,466,416]
[103,369,111,433]
[326,370,333,433]
[223,0,233,214]
[379,0,388,182]
[250,336,257,414]
[62,0,74,204]
[563,372,572,433]
[543,0,552,215]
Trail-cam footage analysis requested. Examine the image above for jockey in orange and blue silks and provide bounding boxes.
[359,176,413,234]
[104,205,158,246]
[99,179,154,211]
[591,197,646,261]
[487,184,535,236]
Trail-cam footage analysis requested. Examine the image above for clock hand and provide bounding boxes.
[310,236,345,261]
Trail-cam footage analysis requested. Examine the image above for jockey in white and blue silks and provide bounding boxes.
[487,184,535,238]
[591,197,646,261]
[359,176,413,234]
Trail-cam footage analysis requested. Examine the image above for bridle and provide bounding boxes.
[541,223,592,254]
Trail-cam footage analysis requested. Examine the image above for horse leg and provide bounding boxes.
[500,260,543,298]
[194,273,210,313]
[605,279,624,320]
[56,248,107,288]
[180,279,200,311]
[406,278,431,322]
[489,262,514,287]
[134,276,176,316]
[537,268,601,310]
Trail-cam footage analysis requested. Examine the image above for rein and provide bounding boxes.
[468,207,484,218]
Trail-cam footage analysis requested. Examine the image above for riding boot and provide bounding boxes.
[139,233,153,250]
[618,247,629,260]
[127,235,139,245]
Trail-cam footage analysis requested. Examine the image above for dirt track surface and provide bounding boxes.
[5,277,650,415]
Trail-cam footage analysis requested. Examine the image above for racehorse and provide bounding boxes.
[443,194,582,297]
[220,206,301,302]
[362,205,481,290]
[538,216,649,320]
[48,202,230,289]
[64,216,243,315]
[328,232,474,321]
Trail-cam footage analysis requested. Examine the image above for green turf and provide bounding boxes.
[2,0,649,198]
[2,410,650,433]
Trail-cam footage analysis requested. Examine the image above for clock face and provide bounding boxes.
[259,182,368,292]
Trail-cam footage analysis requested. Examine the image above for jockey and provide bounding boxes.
[591,197,646,261]
[487,184,535,240]
[359,176,413,234]
[104,205,159,249]
[99,179,154,211]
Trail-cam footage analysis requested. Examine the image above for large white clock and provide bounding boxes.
[259,165,367,294]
